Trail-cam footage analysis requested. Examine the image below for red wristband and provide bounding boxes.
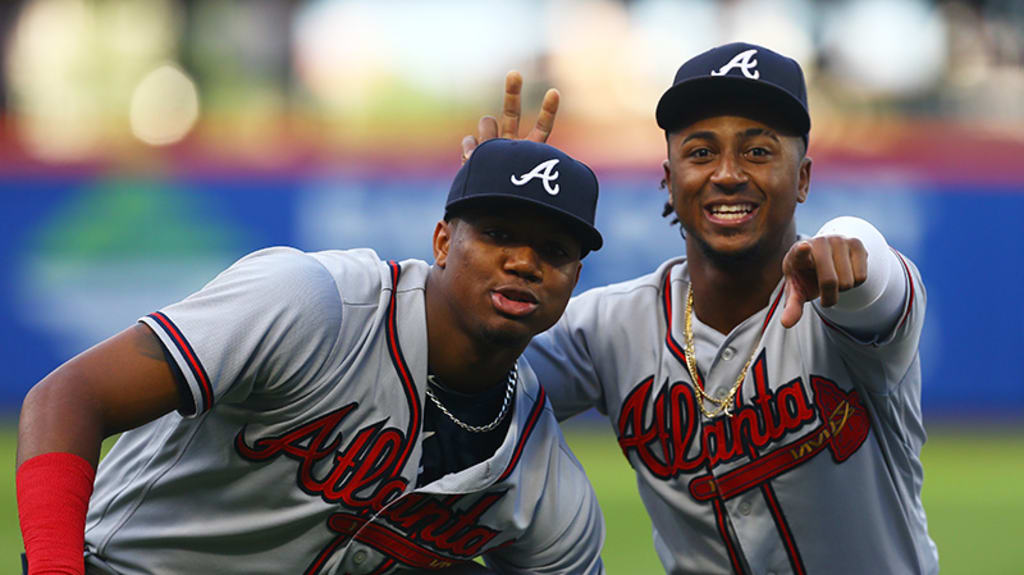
[17,452,96,575]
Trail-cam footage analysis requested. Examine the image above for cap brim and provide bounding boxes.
[656,76,810,136]
[445,194,603,254]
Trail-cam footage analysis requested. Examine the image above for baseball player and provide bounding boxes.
[466,45,937,574]
[16,139,607,575]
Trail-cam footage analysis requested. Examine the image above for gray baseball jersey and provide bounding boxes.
[83,247,604,575]
[526,229,937,574]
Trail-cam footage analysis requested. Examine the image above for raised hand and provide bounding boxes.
[780,236,868,328]
[461,71,560,163]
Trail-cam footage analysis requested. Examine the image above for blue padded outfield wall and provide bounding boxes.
[1,171,1021,419]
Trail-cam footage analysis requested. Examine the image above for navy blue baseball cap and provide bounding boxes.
[656,42,810,141]
[445,138,603,255]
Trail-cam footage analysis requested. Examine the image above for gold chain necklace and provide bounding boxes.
[684,283,761,419]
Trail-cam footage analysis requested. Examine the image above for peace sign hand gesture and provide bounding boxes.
[461,71,560,163]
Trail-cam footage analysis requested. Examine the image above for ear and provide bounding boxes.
[796,156,812,203]
[433,220,452,267]
[572,261,582,289]
[663,159,675,205]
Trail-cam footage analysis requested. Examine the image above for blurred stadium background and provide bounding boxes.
[1,0,1022,573]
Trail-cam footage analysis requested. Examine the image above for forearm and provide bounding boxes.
[813,216,906,336]
[17,323,184,574]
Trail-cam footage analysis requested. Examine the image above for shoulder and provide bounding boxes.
[304,247,395,306]
[566,256,683,323]
[213,247,393,328]
[203,247,336,300]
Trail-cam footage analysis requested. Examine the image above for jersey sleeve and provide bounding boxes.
[483,439,605,575]
[138,246,345,416]
[525,292,608,420]
[810,220,927,392]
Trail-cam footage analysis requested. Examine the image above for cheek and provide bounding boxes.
[547,267,578,303]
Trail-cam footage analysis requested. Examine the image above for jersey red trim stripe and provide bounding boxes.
[712,498,746,574]
[662,269,706,391]
[385,261,420,474]
[760,482,806,575]
[742,439,806,575]
[761,287,785,333]
[367,559,395,574]
[147,312,214,412]
[892,249,915,331]
[496,386,547,483]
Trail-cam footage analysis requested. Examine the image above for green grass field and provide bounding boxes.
[3,422,1023,574]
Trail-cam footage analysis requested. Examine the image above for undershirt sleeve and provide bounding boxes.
[811,216,908,341]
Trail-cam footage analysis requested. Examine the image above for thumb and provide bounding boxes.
[779,277,806,328]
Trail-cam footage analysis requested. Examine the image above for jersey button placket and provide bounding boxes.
[352,549,368,565]
[738,501,752,516]
[722,346,736,361]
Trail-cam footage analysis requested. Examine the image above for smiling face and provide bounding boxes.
[663,114,812,265]
[431,201,582,348]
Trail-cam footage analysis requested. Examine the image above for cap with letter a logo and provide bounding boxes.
[655,42,810,143]
[445,138,603,254]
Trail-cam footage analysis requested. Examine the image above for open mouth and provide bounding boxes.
[705,202,757,224]
[491,288,539,317]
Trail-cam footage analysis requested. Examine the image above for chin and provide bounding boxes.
[478,321,535,348]
[694,233,764,266]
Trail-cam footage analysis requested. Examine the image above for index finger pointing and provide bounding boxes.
[500,70,523,139]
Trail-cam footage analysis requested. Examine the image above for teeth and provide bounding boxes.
[709,204,754,220]
[711,204,754,213]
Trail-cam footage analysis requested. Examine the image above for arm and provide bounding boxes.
[780,216,907,339]
[18,324,183,468]
[461,71,559,161]
[18,247,345,574]
[17,324,184,575]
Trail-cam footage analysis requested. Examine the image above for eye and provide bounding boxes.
[543,243,570,259]
[746,146,771,159]
[483,228,512,242]
[688,147,712,159]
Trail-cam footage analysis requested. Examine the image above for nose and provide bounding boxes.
[503,244,542,283]
[709,152,748,192]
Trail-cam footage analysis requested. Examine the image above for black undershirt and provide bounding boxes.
[416,377,514,486]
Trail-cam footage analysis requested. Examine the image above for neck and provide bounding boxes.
[685,228,797,335]
[424,268,524,394]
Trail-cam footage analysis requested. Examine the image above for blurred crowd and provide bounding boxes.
[0,0,1021,166]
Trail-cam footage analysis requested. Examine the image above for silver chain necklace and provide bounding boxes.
[425,365,517,433]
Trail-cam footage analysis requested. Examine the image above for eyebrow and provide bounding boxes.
[681,128,782,145]
[681,131,715,145]
[742,128,780,142]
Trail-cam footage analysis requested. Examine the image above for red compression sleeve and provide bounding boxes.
[17,452,96,575]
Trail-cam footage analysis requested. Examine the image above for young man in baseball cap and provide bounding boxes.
[469,44,937,574]
[17,139,606,574]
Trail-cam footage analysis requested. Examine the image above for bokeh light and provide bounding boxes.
[129,63,200,146]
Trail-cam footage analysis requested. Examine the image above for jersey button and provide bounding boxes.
[352,549,368,565]
[722,347,735,361]
[738,501,751,515]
